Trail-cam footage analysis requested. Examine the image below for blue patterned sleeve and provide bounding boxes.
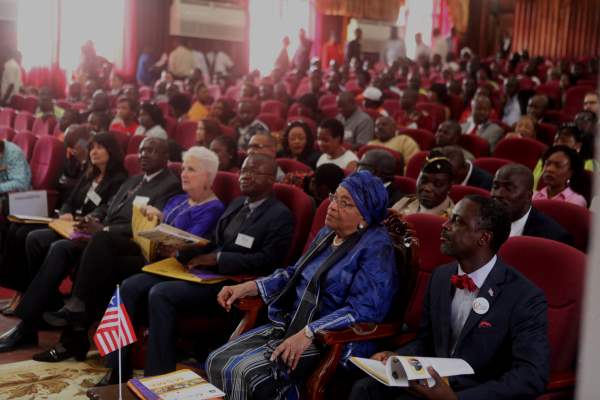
[307,233,398,334]
[0,142,31,193]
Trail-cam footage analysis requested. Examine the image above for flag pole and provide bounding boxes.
[117,284,123,400]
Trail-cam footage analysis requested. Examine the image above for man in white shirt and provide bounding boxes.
[207,51,234,78]
[382,26,406,66]
[431,28,448,62]
[1,50,23,105]
[168,39,195,79]
[501,77,522,126]
[414,33,431,61]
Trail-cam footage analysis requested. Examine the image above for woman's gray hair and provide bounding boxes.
[182,146,219,185]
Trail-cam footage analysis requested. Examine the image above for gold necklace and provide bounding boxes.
[332,235,345,247]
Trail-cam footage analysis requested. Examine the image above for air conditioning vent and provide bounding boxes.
[170,0,246,42]
[0,0,17,22]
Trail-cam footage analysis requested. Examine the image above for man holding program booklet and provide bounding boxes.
[349,195,550,399]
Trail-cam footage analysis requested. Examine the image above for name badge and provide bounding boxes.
[88,190,102,206]
[472,297,490,315]
[344,129,353,140]
[133,196,150,207]
[235,233,255,249]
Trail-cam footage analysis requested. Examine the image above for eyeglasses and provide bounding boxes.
[328,193,356,209]
[247,143,273,150]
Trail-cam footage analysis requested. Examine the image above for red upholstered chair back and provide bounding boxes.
[458,134,490,158]
[472,157,512,176]
[544,110,569,125]
[288,102,312,118]
[448,94,465,120]
[532,199,591,252]
[0,108,16,127]
[320,104,339,118]
[220,124,236,139]
[9,94,25,110]
[276,158,312,174]
[260,100,286,118]
[393,176,417,195]
[12,131,37,161]
[14,112,34,132]
[363,108,381,122]
[535,83,562,106]
[448,185,490,203]
[167,161,182,177]
[273,183,314,264]
[498,236,585,373]
[30,136,65,190]
[402,213,452,330]
[139,86,154,101]
[399,128,436,151]
[536,123,558,147]
[563,85,594,118]
[382,99,401,117]
[22,96,39,113]
[415,102,447,132]
[32,116,57,136]
[0,127,15,141]
[303,198,330,253]
[173,120,198,150]
[212,171,241,206]
[164,116,177,139]
[127,134,145,155]
[318,94,337,110]
[124,154,142,176]
[493,137,547,170]
[257,113,285,132]
[156,101,171,117]
[108,131,130,154]
[405,150,429,179]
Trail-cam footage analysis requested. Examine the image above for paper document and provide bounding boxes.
[127,369,225,400]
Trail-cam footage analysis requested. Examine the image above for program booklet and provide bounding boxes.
[7,214,53,224]
[137,224,210,248]
[127,369,225,400]
[142,257,255,285]
[350,355,474,387]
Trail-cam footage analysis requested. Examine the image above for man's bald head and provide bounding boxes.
[358,149,396,182]
[435,120,462,146]
[527,95,549,121]
[239,153,277,200]
[491,164,534,221]
[248,132,278,158]
[337,92,357,118]
[439,145,468,183]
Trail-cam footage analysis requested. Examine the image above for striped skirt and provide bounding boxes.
[206,324,322,400]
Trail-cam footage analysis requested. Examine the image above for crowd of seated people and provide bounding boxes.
[0,35,596,399]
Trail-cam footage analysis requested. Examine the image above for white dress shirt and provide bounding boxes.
[509,207,532,237]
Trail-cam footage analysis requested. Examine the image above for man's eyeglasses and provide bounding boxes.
[328,193,356,209]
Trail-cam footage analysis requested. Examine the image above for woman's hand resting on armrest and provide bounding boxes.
[217,281,259,312]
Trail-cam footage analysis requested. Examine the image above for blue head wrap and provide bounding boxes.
[339,170,388,225]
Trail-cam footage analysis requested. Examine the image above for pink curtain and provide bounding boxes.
[433,0,452,35]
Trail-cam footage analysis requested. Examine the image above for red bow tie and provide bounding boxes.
[451,274,478,292]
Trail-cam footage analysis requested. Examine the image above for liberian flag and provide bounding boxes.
[93,288,137,356]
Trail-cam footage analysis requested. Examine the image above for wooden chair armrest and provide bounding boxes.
[234,296,265,311]
[547,371,575,391]
[230,296,266,339]
[317,322,402,346]
[389,332,417,349]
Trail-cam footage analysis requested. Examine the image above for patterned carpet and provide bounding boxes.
[0,353,107,400]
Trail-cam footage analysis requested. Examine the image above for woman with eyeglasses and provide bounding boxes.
[277,120,321,170]
[206,171,398,400]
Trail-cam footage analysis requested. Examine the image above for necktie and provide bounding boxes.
[451,274,477,292]
[468,124,479,136]
[113,178,145,212]
[223,204,251,244]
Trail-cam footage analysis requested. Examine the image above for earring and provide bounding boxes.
[358,223,365,230]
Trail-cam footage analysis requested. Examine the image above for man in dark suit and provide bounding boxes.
[349,195,549,399]
[357,149,405,206]
[0,137,180,352]
[491,163,572,245]
[439,146,493,190]
[96,153,294,384]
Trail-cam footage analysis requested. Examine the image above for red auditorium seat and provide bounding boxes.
[458,134,490,158]
[257,113,285,132]
[399,128,436,151]
[12,131,37,161]
[532,199,591,252]
[448,94,465,120]
[0,127,15,141]
[536,83,562,106]
[363,108,382,121]
[139,86,154,101]
[14,112,34,132]
[405,150,429,179]
[124,154,142,176]
[544,110,569,125]
[31,116,57,136]
[499,236,585,399]
[319,105,339,118]
[493,137,547,170]
[164,116,177,139]
[393,176,417,195]
[55,100,72,110]
[29,135,66,212]
[448,184,490,203]
[276,157,312,174]
[167,161,182,177]
[173,120,198,150]
[0,108,16,127]
[260,100,286,118]
[382,99,401,117]
[156,101,172,117]
[220,124,236,139]
[108,131,130,154]
[9,94,25,110]
[416,102,447,131]
[318,94,337,110]
[303,198,329,252]
[273,183,314,264]
[472,157,512,176]
[21,96,38,113]
[536,123,558,147]
[127,134,145,154]
[287,102,312,118]
[563,85,595,118]
[212,171,241,206]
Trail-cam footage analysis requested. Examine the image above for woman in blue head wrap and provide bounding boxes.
[206,171,399,400]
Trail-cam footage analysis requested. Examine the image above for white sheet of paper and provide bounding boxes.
[8,190,48,217]
[235,233,254,249]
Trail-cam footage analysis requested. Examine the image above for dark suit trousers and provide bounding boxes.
[71,231,146,320]
[349,376,419,400]
[0,223,47,292]
[106,272,231,377]
[16,236,86,327]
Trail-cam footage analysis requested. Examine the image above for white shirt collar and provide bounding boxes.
[143,169,163,182]
[460,161,474,186]
[509,206,532,237]
[457,255,497,289]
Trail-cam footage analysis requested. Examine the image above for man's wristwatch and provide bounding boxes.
[304,325,314,340]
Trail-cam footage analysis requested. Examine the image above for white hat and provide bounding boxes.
[363,86,383,101]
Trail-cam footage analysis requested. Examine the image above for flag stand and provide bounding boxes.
[117,284,123,400]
